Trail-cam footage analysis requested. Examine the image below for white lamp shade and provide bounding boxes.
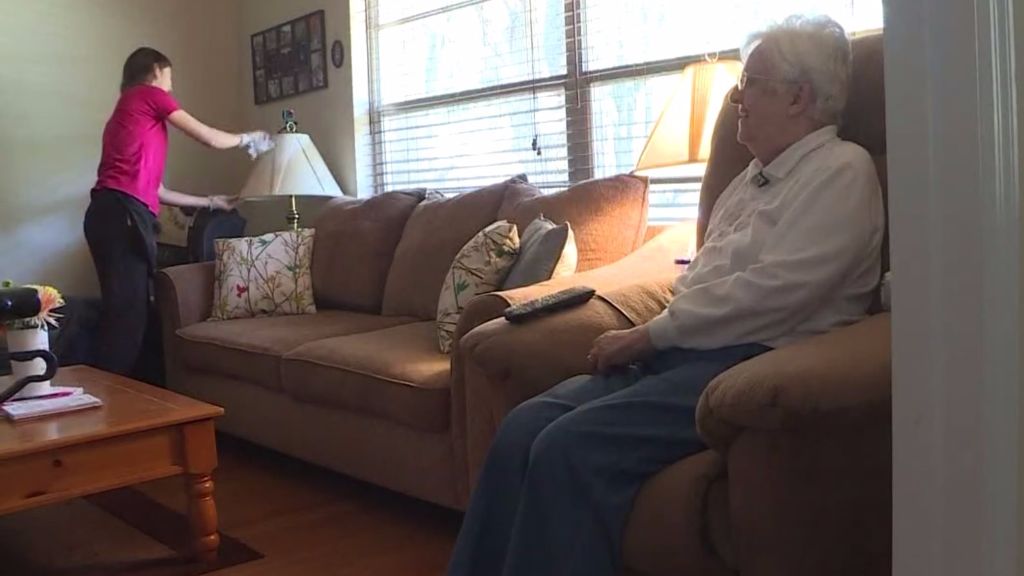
[634,60,742,175]
[239,133,343,199]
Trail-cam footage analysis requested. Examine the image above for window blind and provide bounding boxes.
[355,0,883,222]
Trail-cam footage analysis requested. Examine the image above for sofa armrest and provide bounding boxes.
[450,274,674,506]
[155,262,215,331]
[455,290,647,501]
[449,222,691,505]
[697,313,891,452]
[452,220,691,347]
[155,262,214,391]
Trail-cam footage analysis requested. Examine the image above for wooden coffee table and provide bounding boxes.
[0,365,224,563]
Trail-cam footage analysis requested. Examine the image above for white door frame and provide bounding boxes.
[887,0,1021,574]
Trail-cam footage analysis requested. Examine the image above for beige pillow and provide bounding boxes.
[502,217,577,289]
[156,205,193,247]
[210,229,317,320]
[436,221,520,353]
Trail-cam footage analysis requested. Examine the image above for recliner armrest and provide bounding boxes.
[697,313,891,452]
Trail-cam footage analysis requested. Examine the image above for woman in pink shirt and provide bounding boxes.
[85,47,271,376]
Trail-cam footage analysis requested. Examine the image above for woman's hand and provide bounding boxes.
[239,131,275,159]
[587,326,656,373]
[159,185,239,211]
[209,195,239,211]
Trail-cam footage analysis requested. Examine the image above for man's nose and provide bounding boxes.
[729,86,743,106]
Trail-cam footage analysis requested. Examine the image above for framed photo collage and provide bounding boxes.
[251,10,328,105]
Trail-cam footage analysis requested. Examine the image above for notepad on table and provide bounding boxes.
[2,392,103,421]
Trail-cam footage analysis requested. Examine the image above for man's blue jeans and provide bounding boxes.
[447,343,770,576]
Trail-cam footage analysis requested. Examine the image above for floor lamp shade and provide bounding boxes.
[634,60,742,174]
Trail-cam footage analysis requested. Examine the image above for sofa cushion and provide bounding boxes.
[500,174,649,271]
[312,190,426,313]
[176,310,416,391]
[211,229,317,320]
[281,322,451,432]
[382,177,540,319]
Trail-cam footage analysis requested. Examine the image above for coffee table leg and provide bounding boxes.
[188,473,220,563]
[182,420,220,564]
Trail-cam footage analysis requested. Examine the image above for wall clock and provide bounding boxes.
[331,40,345,69]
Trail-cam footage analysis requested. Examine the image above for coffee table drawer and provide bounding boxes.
[0,427,183,514]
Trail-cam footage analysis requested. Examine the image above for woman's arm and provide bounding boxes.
[159,185,236,211]
[167,109,243,149]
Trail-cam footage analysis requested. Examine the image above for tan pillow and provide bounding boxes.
[156,205,193,247]
[502,217,577,290]
[382,177,539,319]
[436,221,520,353]
[210,229,316,320]
[499,174,649,271]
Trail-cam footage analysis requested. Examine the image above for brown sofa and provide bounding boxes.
[156,173,657,509]
[458,33,890,575]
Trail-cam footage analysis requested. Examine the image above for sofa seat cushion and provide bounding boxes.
[281,321,451,432]
[176,311,416,391]
[622,450,733,576]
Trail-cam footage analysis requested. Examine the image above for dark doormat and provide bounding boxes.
[0,487,263,575]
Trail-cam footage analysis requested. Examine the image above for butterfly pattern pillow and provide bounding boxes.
[210,229,317,320]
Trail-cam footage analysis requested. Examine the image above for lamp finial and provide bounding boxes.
[280,109,298,133]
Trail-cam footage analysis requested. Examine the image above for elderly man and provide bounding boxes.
[447,14,884,576]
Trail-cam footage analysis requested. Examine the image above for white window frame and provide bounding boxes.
[887,0,1023,574]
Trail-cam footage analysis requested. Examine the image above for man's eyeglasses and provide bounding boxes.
[737,71,800,91]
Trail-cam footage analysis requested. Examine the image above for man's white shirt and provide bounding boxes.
[647,125,884,350]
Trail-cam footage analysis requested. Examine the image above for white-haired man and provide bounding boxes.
[447,15,884,576]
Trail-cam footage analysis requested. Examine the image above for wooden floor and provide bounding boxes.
[137,435,462,575]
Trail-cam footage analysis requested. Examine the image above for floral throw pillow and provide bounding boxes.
[436,221,520,353]
[210,229,317,321]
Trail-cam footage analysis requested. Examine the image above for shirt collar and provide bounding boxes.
[745,125,839,185]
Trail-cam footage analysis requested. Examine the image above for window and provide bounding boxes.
[355,1,883,222]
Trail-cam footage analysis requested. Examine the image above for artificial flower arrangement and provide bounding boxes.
[0,280,65,332]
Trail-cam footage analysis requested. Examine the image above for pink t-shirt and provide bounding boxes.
[94,85,180,215]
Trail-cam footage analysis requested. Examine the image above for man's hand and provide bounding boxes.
[587,326,656,373]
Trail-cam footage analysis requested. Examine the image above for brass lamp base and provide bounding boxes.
[286,194,300,231]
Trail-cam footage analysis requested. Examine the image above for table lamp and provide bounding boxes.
[238,125,343,230]
[634,59,742,177]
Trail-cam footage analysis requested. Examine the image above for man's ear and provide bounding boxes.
[788,82,814,116]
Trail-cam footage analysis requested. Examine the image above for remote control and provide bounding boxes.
[503,286,597,324]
